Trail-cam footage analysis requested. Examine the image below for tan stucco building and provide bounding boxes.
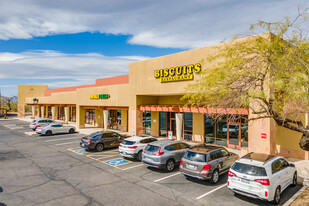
[18,39,309,160]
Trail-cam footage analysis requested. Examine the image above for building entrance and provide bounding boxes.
[108,110,121,130]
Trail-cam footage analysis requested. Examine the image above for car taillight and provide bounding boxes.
[265,191,268,197]
[128,146,137,149]
[119,144,122,147]
[254,179,270,186]
[32,123,36,125]
[202,164,212,171]
[153,147,164,156]
[88,139,91,144]
[81,138,83,141]
[228,171,237,177]
[227,181,229,186]
[180,159,183,166]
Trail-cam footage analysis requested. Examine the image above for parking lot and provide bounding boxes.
[0,119,303,206]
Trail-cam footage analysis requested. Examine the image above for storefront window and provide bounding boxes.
[205,114,215,144]
[70,107,76,122]
[159,112,167,137]
[85,109,95,124]
[58,107,65,120]
[184,113,192,141]
[143,111,151,135]
[215,115,227,146]
[241,115,248,147]
[108,110,121,130]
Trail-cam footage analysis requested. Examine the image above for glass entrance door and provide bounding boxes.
[170,119,176,139]
[227,122,241,148]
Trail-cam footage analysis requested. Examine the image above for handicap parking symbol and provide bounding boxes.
[105,158,129,166]
[74,149,88,154]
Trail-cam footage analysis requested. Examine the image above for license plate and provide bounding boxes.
[241,178,250,184]
[187,164,197,170]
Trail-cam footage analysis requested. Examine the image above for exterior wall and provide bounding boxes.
[121,110,128,132]
[18,85,48,118]
[151,111,159,137]
[95,109,104,128]
[192,113,204,142]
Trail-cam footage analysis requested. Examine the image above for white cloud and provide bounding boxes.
[0,0,307,49]
[0,50,148,80]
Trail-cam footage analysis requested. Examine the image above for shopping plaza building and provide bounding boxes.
[18,37,309,160]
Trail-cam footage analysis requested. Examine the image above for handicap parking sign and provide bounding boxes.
[105,158,129,166]
[75,149,88,154]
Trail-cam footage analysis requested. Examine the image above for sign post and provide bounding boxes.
[168,131,173,140]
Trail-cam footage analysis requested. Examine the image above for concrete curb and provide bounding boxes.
[282,185,308,206]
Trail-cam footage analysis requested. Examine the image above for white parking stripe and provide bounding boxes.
[55,141,78,146]
[46,137,81,142]
[154,172,181,183]
[196,184,226,200]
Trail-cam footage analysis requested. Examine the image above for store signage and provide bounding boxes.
[90,94,110,99]
[154,63,201,83]
[261,133,267,139]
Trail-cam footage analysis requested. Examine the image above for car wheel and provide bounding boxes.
[46,130,52,136]
[96,143,104,152]
[136,151,142,161]
[69,128,74,134]
[272,186,281,205]
[209,169,219,184]
[165,159,175,172]
[292,172,297,186]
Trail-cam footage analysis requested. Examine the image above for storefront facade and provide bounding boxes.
[19,38,309,160]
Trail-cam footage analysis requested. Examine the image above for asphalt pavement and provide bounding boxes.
[0,119,303,206]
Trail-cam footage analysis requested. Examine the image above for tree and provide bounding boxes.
[182,8,309,151]
[1,96,17,118]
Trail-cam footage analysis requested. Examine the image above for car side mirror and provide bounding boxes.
[289,163,295,167]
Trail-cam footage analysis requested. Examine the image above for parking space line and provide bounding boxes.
[154,172,181,183]
[46,137,81,142]
[196,184,226,200]
[55,141,78,146]
[95,155,120,159]
[122,164,144,170]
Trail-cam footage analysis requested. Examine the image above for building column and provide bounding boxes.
[103,110,108,131]
[64,107,69,123]
[31,106,35,117]
[51,106,55,120]
[176,113,184,141]
[41,106,45,118]
[76,106,85,129]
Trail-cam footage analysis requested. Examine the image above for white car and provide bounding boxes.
[119,136,157,161]
[227,152,297,205]
[29,119,54,130]
[36,123,75,136]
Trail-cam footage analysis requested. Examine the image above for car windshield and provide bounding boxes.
[183,151,206,162]
[122,140,136,145]
[145,145,159,153]
[231,162,267,176]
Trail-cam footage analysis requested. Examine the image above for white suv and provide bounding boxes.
[119,136,157,161]
[227,152,297,205]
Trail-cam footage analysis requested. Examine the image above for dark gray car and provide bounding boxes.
[142,139,190,172]
[179,145,239,184]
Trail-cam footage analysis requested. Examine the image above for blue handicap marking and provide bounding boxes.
[105,158,129,166]
[75,149,88,154]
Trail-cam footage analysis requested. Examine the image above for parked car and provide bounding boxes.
[119,136,157,161]
[227,152,297,205]
[179,144,239,183]
[29,119,53,131]
[80,131,125,152]
[142,139,190,172]
[36,123,75,136]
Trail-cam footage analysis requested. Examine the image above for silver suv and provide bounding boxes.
[119,136,157,161]
[29,119,53,131]
[142,139,190,172]
[179,145,239,184]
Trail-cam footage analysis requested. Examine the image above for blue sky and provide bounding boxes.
[0,0,308,97]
